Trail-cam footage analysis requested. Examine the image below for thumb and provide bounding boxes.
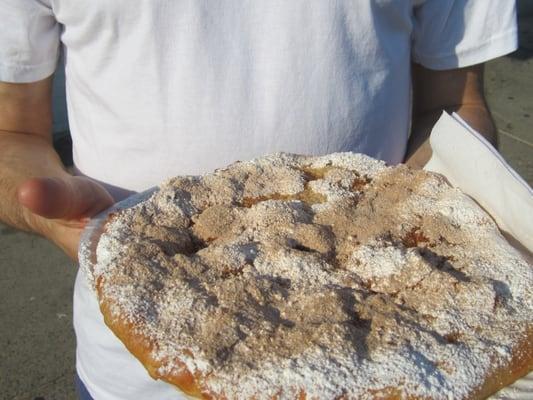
[17,176,115,221]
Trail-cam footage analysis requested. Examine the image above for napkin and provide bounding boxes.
[424,112,532,252]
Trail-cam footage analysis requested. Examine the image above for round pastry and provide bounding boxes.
[84,153,533,399]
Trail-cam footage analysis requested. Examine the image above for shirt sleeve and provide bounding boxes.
[0,0,60,83]
[412,0,518,70]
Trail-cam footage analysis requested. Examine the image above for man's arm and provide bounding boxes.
[0,78,113,260]
[405,63,497,169]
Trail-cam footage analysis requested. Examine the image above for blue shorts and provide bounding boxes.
[75,373,94,400]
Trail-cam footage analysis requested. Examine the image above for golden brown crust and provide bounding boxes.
[99,285,207,398]
[470,327,533,399]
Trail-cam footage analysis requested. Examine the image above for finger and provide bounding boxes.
[17,176,114,220]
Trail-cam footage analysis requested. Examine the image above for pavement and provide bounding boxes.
[485,1,533,185]
[1,6,532,400]
[0,228,76,400]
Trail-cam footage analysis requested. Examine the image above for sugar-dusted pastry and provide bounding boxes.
[83,153,533,399]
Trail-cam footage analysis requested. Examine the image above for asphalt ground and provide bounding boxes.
[1,7,532,400]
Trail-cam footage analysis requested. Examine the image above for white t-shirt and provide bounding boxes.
[0,1,517,398]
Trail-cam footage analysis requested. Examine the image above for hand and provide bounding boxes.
[405,138,432,169]
[17,176,115,261]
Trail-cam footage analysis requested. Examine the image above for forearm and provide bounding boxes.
[406,63,499,168]
[0,132,68,233]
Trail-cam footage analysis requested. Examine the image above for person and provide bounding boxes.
[0,1,517,399]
